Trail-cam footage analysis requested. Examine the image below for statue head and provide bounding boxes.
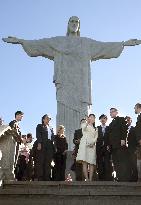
[67,16,80,36]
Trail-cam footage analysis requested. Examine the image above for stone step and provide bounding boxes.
[1,181,141,205]
[2,180,141,192]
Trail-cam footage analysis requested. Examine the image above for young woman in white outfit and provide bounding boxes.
[76,114,98,181]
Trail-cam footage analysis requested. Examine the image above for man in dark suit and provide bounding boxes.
[134,103,141,180]
[9,111,24,171]
[125,116,138,182]
[72,118,86,181]
[96,114,113,181]
[108,108,130,181]
[34,114,55,181]
[9,110,24,136]
[134,103,141,144]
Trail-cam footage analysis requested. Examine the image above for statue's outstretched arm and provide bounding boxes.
[2,36,24,45]
[2,36,55,59]
[123,39,141,46]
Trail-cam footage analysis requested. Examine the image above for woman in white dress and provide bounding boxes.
[76,114,98,181]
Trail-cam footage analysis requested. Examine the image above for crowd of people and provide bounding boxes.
[72,103,141,182]
[0,112,68,181]
[0,102,141,182]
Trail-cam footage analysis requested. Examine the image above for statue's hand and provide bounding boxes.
[2,36,21,44]
[124,39,141,46]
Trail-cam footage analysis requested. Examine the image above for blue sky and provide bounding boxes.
[1,0,141,138]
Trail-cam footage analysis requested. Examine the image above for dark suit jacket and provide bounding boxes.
[36,124,54,144]
[54,135,68,154]
[34,124,55,159]
[127,126,138,152]
[108,116,128,149]
[135,113,141,142]
[73,128,83,156]
[9,120,17,129]
[96,125,109,153]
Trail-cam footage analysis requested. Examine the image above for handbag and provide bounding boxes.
[86,135,95,147]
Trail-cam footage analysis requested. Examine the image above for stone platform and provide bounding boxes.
[0,181,141,205]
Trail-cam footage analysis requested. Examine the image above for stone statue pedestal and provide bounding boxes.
[0,126,19,180]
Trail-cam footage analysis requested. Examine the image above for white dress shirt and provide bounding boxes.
[47,125,52,140]
[127,125,132,136]
[101,125,106,135]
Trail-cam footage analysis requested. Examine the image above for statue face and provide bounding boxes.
[68,16,80,34]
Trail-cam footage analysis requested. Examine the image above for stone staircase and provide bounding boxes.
[0,181,141,205]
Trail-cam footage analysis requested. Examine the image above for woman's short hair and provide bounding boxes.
[57,125,65,134]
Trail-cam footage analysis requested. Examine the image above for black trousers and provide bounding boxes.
[97,149,113,181]
[26,157,34,181]
[112,147,131,182]
[15,155,27,181]
[34,142,54,181]
[71,159,83,181]
[54,153,66,181]
[75,161,83,181]
[128,149,138,182]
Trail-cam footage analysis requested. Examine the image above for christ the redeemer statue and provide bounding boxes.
[3,16,141,150]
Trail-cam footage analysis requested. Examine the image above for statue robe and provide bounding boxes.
[21,36,124,150]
